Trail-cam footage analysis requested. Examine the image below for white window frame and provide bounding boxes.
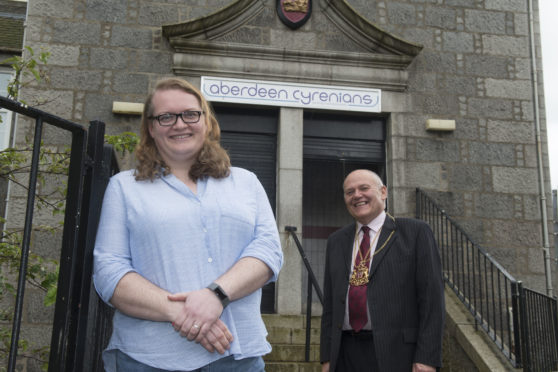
[0,70,14,150]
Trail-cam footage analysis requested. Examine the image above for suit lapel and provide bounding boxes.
[369,214,397,278]
[342,223,357,278]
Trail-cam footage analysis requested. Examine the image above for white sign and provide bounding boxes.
[201,76,381,113]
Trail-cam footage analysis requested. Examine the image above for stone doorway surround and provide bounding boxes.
[161,0,422,315]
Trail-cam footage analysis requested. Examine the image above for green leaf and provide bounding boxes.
[44,286,57,307]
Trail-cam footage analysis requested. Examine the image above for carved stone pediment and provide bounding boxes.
[162,0,422,91]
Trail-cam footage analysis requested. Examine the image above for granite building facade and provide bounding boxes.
[4,1,555,368]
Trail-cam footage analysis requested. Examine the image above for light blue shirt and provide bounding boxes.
[93,167,283,371]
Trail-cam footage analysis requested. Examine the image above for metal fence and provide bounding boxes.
[519,286,558,371]
[0,95,117,372]
[553,189,557,262]
[417,187,558,371]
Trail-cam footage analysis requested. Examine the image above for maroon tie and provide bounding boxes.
[349,226,371,332]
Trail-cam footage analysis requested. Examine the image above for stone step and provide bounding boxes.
[262,314,322,329]
[263,314,323,370]
[267,326,321,345]
[265,361,322,372]
[264,343,320,363]
[264,314,321,346]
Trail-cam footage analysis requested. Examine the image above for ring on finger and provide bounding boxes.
[193,323,200,330]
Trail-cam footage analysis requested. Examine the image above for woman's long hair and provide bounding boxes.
[135,78,231,181]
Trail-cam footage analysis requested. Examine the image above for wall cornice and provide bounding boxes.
[320,0,422,55]
[162,0,265,40]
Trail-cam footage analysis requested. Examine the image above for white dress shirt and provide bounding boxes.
[342,210,387,330]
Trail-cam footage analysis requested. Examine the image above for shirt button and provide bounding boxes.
[208,257,213,263]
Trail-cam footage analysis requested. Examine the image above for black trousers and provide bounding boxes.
[335,330,380,372]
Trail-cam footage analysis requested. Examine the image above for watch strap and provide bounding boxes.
[207,282,230,308]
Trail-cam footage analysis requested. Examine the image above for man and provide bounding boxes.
[320,169,444,372]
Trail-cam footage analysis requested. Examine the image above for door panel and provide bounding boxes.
[216,105,278,313]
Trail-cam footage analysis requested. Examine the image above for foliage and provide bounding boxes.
[2,46,50,103]
[106,132,139,155]
[0,46,138,369]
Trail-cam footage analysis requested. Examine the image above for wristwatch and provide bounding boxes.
[207,282,230,308]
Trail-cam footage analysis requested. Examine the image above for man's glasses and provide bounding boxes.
[149,110,203,127]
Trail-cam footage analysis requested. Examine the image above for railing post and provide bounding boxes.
[72,121,113,372]
[511,281,523,367]
[305,272,312,362]
[518,282,530,370]
[7,116,44,372]
[416,188,421,219]
[285,226,323,303]
[285,226,323,365]
[48,124,89,372]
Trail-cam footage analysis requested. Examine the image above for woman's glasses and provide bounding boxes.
[149,110,203,126]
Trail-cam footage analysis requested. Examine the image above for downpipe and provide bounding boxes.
[527,0,553,297]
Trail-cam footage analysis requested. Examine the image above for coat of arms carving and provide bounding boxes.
[276,0,312,30]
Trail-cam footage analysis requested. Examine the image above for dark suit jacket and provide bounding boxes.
[320,215,445,372]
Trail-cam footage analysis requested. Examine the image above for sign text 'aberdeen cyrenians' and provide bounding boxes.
[201,77,381,113]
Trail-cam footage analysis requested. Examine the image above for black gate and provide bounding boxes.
[0,95,116,372]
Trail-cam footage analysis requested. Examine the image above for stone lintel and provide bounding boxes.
[170,40,412,92]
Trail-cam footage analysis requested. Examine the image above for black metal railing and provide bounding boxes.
[0,95,118,372]
[518,286,558,371]
[68,127,119,372]
[417,187,558,371]
[285,226,323,362]
[553,189,557,259]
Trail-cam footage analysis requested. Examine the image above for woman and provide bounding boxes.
[93,78,283,371]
